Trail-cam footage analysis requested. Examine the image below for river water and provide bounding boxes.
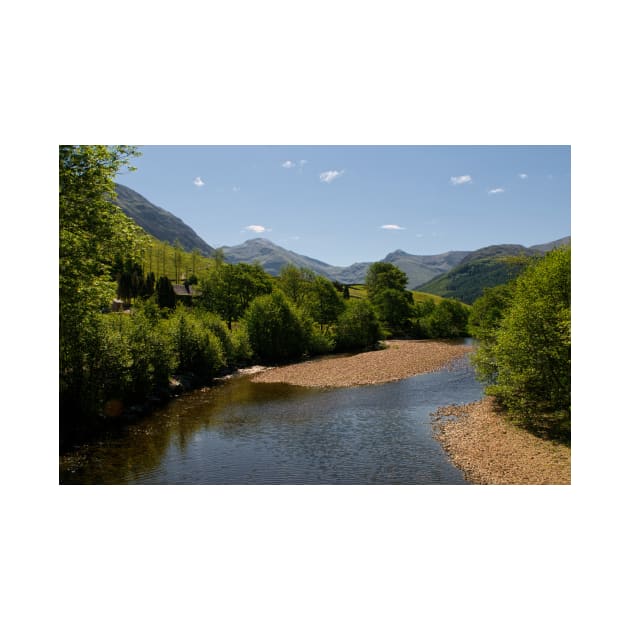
[60,350,482,484]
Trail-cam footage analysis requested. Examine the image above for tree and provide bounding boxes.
[60,145,146,427]
[335,300,383,351]
[143,271,156,297]
[370,287,412,332]
[244,290,309,362]
[302,276,345,331]
[365,262,408,298]
[156,276,176,309]
[426,298,469,338]
[277,265,316,307]
[200,262,272,329]
[472,247,571,439]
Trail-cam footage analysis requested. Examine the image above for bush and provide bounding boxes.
[473,247,571,439]
[195,310,236,367]
[335,300,383,351]
[244,291,309,362]
[168,307,226,379]
[229,325,253,365]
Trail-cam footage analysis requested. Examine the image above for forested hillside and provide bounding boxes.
[415,243,570,304]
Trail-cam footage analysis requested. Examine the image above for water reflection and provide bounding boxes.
[60,355,483,484]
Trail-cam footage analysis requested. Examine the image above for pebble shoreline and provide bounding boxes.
[252,340,570,484]
[432,398,571,485]
[250,339,474,387]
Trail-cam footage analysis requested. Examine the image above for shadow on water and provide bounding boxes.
[60,352,483,485]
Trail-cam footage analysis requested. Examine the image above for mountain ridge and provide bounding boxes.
[114,184,216,256]
[113,184,569,291]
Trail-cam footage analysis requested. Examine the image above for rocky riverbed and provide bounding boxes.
[250,340,474,387]
[432,398,571,484]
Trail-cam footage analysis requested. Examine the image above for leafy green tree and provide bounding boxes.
[200,262,272,329]
[303,276,345,331]
[335,300,383,351]
[156,276,176,309]
[244,290,309,362]
[168,307,226,379]
[365,262,408,298]
[472,247,571,439]
[426,299,470,338]
[364,262,414,333]
[277,265,316,307]
[143,271,156,297]
[59,145,146,429]
[371,287,413,332]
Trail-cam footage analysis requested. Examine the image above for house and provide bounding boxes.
[172,283,201,305]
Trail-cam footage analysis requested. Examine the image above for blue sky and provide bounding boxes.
[116,145,570,267]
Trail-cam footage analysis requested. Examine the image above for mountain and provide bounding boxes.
[416,238,570,304]
[530,235,571,253]
[113,184,215,256]
[221,240,468,287]
[222,238,338,278]
[112,185,569,298]
[382,249,469,289]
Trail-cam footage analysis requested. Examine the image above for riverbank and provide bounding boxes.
[432,397,571,484]
[251,339,473,387]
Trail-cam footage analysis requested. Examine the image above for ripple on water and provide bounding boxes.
[60,355,483,484]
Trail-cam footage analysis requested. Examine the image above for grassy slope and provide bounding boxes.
[348,285,446,303]
[416,256,531,304]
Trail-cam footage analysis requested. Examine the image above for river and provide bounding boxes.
[60,347,483,484]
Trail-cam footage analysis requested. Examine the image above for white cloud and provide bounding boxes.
[518,173,528,179]
[450,174,472,185]
[381,224,406,230]
[245,225,271,233]
[282,160,296,168]
[488,188,505,194]
[193,176,205,187]
[232,186,240,192]
[320,169,344,183]
[299,159,308,167]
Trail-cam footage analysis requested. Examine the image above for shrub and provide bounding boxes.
[229,325,253,365]
[244,291,309,362]
[168,307,226,379]
[335,300,383,351]
[473,247,571,439]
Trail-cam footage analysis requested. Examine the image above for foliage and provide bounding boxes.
[167,307,226,379]
[409,297,470,338]
[364,262,417,334]
[302,275,345,331]
[277,265,316,307]
[156,275,176,309]
[59,145,147,433]
[200,261,273,329]
[244,291,309,362]
[365,262,408,298]
[416,254,532,304]
[335,300,383,351]
[371,287,413,332]
[229,325,253,365]
[471,247,571,439]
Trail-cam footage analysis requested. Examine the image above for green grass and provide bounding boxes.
[139,236,216,282]
[348,284,446,304]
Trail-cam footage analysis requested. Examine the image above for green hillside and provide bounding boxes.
[416,247,535,304]
[114,184,215,256]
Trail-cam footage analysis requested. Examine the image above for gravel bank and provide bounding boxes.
[433,398,571,485]
[250,340,473,387]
